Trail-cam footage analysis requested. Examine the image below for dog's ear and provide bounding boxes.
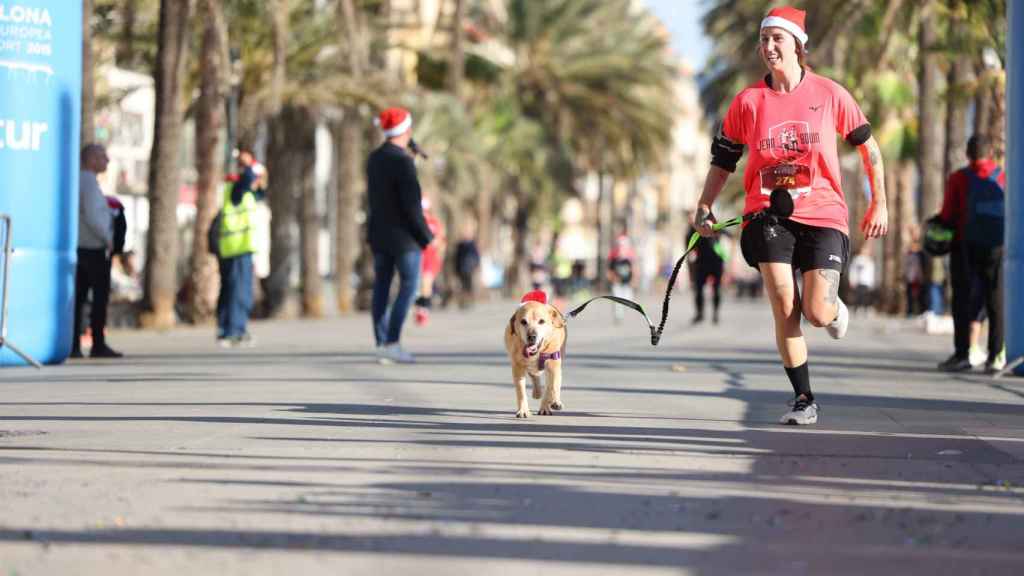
[550,306,566,329]
[509,312,518,335]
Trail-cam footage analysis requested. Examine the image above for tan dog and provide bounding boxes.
[504,300,567,418]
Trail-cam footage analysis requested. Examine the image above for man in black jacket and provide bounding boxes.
[367,107,434,364]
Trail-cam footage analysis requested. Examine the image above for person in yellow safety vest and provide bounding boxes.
[216,147,266,348]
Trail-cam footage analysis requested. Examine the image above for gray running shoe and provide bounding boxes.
[380,343,415,364]
[780,397,819,425]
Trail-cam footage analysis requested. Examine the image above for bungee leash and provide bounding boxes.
[565,189,794,346]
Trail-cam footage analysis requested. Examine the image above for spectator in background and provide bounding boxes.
[847,242,876,314]
[414,198,445,326]
[606,232,637,323]
[937,134,1006,373]
[903,238,925,317]
[454,224,481,309]
[687,224,728,325]
[548,232,572,301]
[367,107,433,364]
[216,146,266,348]
[71,144,122,359]
[529,240,551,292]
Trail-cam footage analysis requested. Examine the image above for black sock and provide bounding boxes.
[784,362,813,401]
[415,296,431,308]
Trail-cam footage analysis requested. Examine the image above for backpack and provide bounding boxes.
[964,167,1004,248]
[207,210,223,257]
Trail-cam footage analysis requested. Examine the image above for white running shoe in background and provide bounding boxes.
[969,345,987,367]
[826,299,849,340]
[380,343,415,364]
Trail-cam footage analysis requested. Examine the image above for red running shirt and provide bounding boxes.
[722,71,869,235]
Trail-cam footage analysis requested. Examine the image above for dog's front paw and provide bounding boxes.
[515,408,530,418]
[551,401,563,411]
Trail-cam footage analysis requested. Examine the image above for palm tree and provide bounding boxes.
[918,0,947,218]
[448,0,467,99]
[500,0,677,288]
[262,0,300,318]
[333,0,369,314]
[141,0,194,329]
[189,0,230,324]
[82,0,95,144]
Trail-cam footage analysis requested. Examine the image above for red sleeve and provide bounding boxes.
[832,82,869,139]
[721,93,747,144]
[938,173,958,223]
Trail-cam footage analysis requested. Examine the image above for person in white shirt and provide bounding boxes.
[71,144,122,358]
[847,243,876,314]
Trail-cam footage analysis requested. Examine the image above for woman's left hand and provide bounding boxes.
[861,202,888,238]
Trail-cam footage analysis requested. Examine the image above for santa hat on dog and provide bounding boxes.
[761,6,808,47]
[374,107,413,138]
[520,290,548,306]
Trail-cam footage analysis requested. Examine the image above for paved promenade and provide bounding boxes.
[1,296,1023,575]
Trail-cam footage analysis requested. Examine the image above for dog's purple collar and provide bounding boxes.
[524,348,562,370]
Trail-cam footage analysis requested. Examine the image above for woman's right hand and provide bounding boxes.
[695,204,717,237]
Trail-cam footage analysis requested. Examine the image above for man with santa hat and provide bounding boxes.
[366,107,434,364]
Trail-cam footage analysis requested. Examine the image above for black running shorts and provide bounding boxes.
[740,218,850,273]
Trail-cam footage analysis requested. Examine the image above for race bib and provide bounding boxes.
[759,163,811,198]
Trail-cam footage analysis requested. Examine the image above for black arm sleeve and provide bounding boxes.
[396,157,434,248]
[845,123,872,147]
[710,132,745,173]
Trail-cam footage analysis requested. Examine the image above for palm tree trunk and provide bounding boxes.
[509,184,530,297]
[141,0,193,329]
[973,63,993,137]
[300,153,323,317]
[840,152,864,301]
[988,74,1006,164]
[189,0,228,325]
[81,0,94,145]
[267,0,288,117]
[944,55,973,177]
[335,0,370,313]
[265,106,316,318]
[116,0,138,68]
[334,110,362,313]
[448,0,466,99]
[897,162,917,315]
[880,158,902,314]
[918,1,947,217]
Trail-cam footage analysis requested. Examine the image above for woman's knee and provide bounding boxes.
[764,284,796,315]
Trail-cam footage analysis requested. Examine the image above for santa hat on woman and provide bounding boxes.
[374,107,413,138]
[760,6,808,47]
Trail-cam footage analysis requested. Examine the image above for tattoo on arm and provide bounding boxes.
[818,269,840,305]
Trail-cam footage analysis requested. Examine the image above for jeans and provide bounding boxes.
[217,253,253,339]
[372,250,422,346]
[927,282,945,315]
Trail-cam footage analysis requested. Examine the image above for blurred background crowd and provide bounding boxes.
[80,0,1006,333]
